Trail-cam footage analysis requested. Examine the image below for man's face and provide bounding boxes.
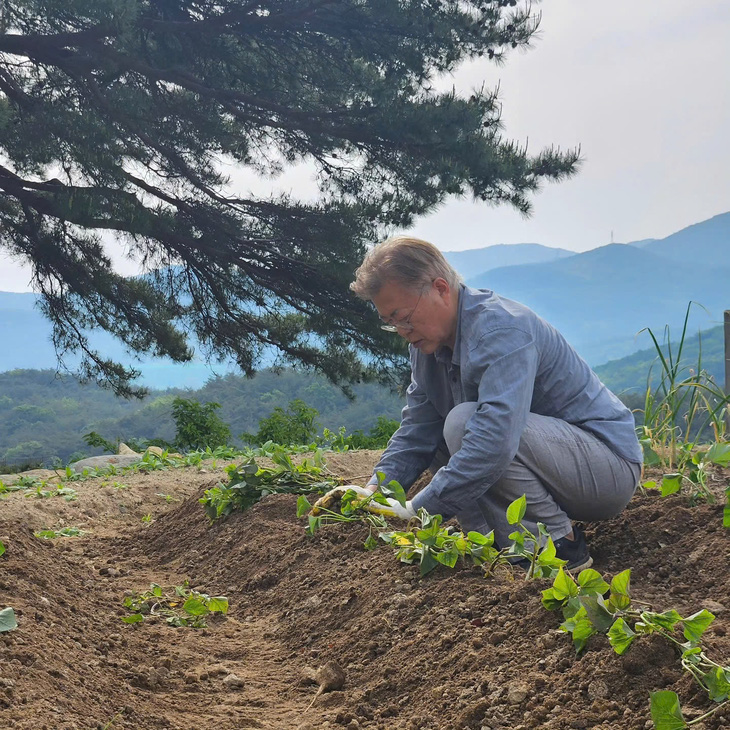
[372,278,458,355]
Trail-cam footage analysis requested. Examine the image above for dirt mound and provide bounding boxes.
[1,453,729,729]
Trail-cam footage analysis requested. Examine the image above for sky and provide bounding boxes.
[0,0,728,290]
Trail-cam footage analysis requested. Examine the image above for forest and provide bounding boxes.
[0,368,404,469]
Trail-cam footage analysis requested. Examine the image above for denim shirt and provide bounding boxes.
[371,285,643,519]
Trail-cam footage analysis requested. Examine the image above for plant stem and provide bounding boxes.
[686,700,728,726]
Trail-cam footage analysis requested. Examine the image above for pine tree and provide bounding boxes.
[0,0,579,396]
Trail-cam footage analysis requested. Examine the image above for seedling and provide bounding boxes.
[0,540,4,557]
[141,513,153,524]
[502,494,567,579]
[381,509,501,576]
[542,567,729,728]
[156,493,178,503]
[643,442,730,505]
[34,527,84,539]
[122,581,228,628]
[298,488,389,551]
[201,448,339,521]
[24,483,77,501]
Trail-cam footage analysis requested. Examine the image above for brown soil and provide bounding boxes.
[1,451,729,730]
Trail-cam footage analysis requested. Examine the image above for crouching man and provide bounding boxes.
[351,236,642,570]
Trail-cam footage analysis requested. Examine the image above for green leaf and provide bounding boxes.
[466,531,494,547]
[0,540,5,557]
[434,545,459,568]
[151,584,163,598]
[660,474,682,497]
[296,494,311,518]
[381,479,407,507]
[121,613,145,624]
[706,442,730,467]
[207,596,229,614]
[649,691,686,730]
[0,607,17,632]
[506,495,527,525]
[724,488,730,529]
[682,609,715,643]
[561,609,595,653]
[642,480,658,490]
[579,595,615,633]
[419,549,438,576]
[541,587,564,611]
[607,617,636,655]
[647,609,682,632]
[608,569,632,611]
[704,666,730,702]
[577,569,610,596]
[183,597,209,616]
[363,533,378,551]
[306,515,321,536]
[552,568,579,600]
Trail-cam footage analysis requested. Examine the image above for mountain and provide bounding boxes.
[443,243,573,279]
[640,211,730,266]
[594,324,726,397]
[1,211,728,385]
[467,242,730,365]
[0,292,238,388]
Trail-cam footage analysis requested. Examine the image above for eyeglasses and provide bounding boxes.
[380,290,423,333]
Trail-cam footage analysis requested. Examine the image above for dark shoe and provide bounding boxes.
[554,526,593,572]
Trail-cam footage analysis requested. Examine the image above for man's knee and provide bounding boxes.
[443,401,478,455]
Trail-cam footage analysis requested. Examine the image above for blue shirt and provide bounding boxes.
[371,285,643,519]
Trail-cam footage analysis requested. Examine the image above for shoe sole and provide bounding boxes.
[566,555,593,572]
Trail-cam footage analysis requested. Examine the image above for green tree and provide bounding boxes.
[171,397,231,451]
[244,399,320,446]
[0,1,578,396]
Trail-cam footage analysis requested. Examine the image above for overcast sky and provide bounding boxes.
[1,0,728,291]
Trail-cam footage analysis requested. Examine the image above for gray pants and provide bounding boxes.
[439,402,641,547]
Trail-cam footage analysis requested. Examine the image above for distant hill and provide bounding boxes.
[0,367,403,468]
[594,324,726,396]
[0,292,238,388]
[1,211,728,385]
[640,211,730,266]
[467,212,730,364]
[443,242,573,279]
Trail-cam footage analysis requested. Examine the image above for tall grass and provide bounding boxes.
[637,303,730,471]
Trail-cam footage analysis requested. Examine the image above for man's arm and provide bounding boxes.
[367,369,444,491]
[410,328,539,518]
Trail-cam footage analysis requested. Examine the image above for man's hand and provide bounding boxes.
[309,485,415,520]
[362,497,415,520]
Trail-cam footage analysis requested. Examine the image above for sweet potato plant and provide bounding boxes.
[542,566,729,729]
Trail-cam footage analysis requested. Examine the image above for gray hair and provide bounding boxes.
[350,236,462,299]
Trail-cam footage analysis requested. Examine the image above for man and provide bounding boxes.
[350,236,642,570]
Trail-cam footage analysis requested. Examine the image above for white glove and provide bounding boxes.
[363,497,416,520]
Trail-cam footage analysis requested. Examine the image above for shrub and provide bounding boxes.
[242,399,320,446]
[171,397,231,451]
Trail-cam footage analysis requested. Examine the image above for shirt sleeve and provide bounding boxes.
[411,327,539,518]
[368,366,444,490]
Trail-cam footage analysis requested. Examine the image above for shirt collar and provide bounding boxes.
[434,284,464,366]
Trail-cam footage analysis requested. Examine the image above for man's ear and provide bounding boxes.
[432,277,451,300]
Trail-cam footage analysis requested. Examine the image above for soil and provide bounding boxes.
[1,450,729,730]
